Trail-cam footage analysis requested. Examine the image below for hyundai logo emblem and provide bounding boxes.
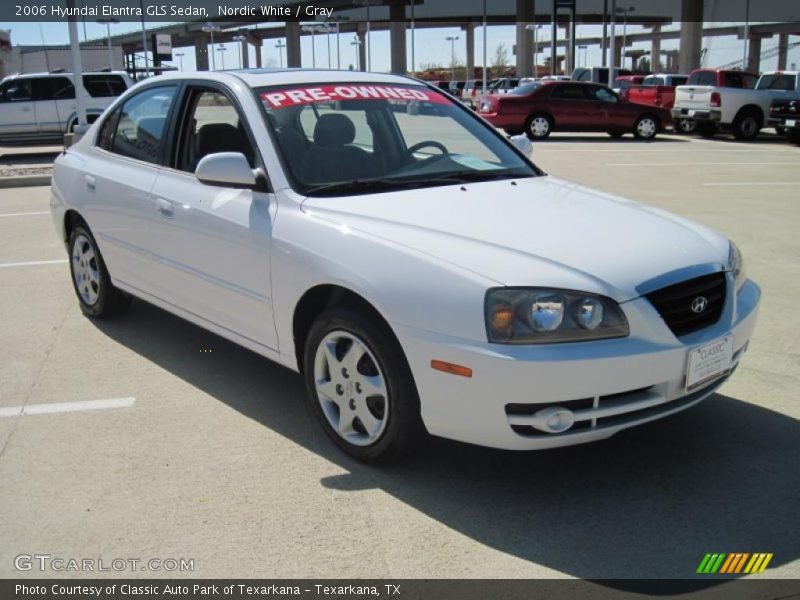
[691,296,708,314]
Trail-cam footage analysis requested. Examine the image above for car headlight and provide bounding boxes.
[485,288,629,344]
[728,241,746,292]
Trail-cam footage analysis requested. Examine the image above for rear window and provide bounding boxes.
[757,73,797,91]
[83,74,127,98]
[687,71,717,86]
[670,76,688,86]
[613,78,632,89]
[510,82,541,96]
[644,76,665,86]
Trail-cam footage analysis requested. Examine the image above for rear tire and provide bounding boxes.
[696,122,718,138]
[303,308,425,463]
[525,114,552,140]
[68,225,131,318]
[732,110,761,140]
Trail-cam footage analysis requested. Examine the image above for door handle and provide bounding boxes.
[155,198,174,219]
[85,175,96,192]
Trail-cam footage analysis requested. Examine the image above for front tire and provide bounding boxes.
[303,308,425,463]
[68,225,130,318]
[525,114,552,140]
[633,115,659,140]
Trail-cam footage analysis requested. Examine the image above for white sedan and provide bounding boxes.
[50,70,760,462]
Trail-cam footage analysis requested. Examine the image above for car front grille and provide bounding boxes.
[645,272,726,337]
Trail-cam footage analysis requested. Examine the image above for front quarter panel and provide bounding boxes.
[270,196,498,370]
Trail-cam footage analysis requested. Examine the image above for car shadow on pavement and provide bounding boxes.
[92,300,799,590]
[541,135,690,143]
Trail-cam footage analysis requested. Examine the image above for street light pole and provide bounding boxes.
[202,23,221,70]
[217,44,226,70]
[482,0,487,93]
[97,19,118,70]
[276,40,285,68]
[175,52,184,71]
[446,35,459,82]
[138,0,149,77]
[351,36,361,70]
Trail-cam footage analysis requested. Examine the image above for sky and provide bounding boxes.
[1,20,798,74]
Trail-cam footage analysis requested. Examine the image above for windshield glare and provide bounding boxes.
[258,82,536,195]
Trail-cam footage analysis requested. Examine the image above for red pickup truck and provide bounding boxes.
[627,73,691,131]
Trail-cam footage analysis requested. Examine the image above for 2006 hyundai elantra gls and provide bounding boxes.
[51,70,760,462]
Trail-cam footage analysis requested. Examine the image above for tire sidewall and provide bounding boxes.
[302,308,423,462]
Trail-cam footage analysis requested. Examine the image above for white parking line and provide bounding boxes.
[607,162,800,167]
[0,259,67,269]
[0,397,136,418]
[701,182,800,187]
[0,211,50,218]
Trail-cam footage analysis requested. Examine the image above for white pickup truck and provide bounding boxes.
[672,69,800,140]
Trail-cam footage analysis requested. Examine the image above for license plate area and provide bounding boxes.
[686,336,734,392]
[785,119,797,127]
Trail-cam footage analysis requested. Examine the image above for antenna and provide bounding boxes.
[39,24,66,152]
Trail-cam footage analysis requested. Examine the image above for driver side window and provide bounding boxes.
[593,88,618,103]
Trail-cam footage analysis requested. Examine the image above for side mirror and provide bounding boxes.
[195,152,257,188]
[509,134,533,157]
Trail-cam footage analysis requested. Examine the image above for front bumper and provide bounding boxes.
[767,116,800,129]
[393,277,760,451]
[672,108,721,123]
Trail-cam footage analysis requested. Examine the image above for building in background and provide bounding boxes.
[0,30,124,79]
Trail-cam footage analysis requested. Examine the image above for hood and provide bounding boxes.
[301,176,730,301]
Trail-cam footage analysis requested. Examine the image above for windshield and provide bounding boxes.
[258,82,538,196]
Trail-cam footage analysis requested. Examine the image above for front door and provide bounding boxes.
[148,86,278,350]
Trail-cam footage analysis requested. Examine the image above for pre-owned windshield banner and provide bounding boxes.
[260,85,450,109]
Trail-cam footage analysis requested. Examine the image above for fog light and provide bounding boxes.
[532,407,575,434]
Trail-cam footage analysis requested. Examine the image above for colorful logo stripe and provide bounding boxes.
[697,553,773,574]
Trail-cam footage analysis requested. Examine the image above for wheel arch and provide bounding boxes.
[62,209,87,242]
[292,284,403,374]
[734,104,764,127]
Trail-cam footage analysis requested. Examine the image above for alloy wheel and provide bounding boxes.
[71,234,100,306]
[529,116,550,138]
[313,330,389,446]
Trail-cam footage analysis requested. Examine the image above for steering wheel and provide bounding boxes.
[405,140,449,159]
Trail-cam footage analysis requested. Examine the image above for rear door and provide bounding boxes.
[86,84,180,294]
[587,86,628,129]
[147,84,278,349]
[547,83,590,129]
[0,79,37,137]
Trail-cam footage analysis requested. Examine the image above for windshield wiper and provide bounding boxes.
[304,177,418,196]
[303,170,532,196]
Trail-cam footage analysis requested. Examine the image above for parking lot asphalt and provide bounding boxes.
[0,133,798,583]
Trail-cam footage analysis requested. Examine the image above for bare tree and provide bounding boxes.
[492,44,509,68]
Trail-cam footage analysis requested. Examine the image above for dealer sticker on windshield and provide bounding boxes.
[685,335,734,392]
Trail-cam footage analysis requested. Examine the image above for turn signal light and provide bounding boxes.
[431,360,473,378]
[490,303,515,340]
